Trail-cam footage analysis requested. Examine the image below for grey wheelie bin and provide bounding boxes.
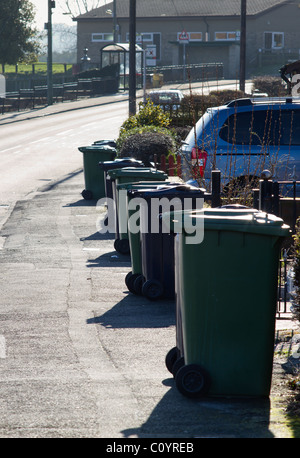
[163,207,290,398]
[131,184,205,300]
[106,167,168,254]
[98,158,145,201]
[124,181,182,294]
[79,141,116,200]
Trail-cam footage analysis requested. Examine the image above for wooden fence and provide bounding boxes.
[155,154,182,178]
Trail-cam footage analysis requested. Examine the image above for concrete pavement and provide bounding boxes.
[0,82,299,438]
[0,163,299,438]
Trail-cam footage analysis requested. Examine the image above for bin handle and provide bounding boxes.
[252,212,271,224]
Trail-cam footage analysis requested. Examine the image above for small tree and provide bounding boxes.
[0,0,40,70]
[61,0,105,16]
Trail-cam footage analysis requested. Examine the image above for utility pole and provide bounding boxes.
[129,0,136,116]
[47,0,55,105]
[113,0,118,42]
[239,0,246,92]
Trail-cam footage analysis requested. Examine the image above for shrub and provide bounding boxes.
[181,89,247,110]
[120,99,170,133]
[169,90,249,129]
[118,126,177,164]
[252,76,287,96]
[116,100,174,163]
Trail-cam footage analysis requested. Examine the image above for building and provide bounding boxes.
[73,0,300,79]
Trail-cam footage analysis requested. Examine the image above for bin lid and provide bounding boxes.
[118,181,182,190]
[93,140,116,147]
[128,184,206,199]
[106,167,168,179]
[117,180,177,190]
[98,158,144,169]
[166,208,290,237]
[78,145,116,153]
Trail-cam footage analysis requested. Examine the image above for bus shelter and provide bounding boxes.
[100,43,144,90]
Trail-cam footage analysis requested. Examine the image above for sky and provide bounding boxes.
[31,0,108,29]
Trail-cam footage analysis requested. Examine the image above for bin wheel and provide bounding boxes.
[142,279,163,301]
[125,271,133,287]
[82,189,93,200]
[175,364,211,398]
[114,238,130,255]
[172,356,184,377]
[125,272,141,294]
[133,275,145,295]
[165,346,179,374]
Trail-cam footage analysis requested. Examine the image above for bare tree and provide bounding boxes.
[60,0,109,17]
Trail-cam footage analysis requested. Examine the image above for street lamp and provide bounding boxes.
[113,0,118,43]
[129,0,136,116]
[239,0,246,92]
[46,0,56,105]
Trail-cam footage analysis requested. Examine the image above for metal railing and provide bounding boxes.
[278,249,294,317]
[0,77,118,114]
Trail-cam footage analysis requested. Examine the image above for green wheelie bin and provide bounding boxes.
[106,167,168,254]
[79,141,116,200]
[164,207,290,398]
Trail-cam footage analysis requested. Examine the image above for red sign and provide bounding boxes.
[178,30,189,43]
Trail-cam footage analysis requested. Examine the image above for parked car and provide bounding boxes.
[180,97,300,189]
[148,89,184,110]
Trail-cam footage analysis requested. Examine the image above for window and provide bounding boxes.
[136,33,153,42]
[176,32,203,42]
[219,109,300,146]
[215,31,240,41]
[126,32,161,60]
[189,32,203,41]
[92,33,113,42]
[264,32,284,50]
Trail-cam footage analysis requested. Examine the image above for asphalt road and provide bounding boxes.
[0,86,299,440]
[0,94,129,231]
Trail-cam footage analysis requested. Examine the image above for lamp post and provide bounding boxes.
[113,0,118,42]
[239,0,246,92]
[47,0,55,105]
[129,0,136,116]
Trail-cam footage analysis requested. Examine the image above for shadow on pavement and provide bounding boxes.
[87,294,175,329]
[121,388,273,438]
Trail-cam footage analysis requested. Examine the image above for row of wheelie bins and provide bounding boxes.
[79,140,290,400]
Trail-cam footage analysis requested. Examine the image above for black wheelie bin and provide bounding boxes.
[131,184,205,300]
[98,158,145,201]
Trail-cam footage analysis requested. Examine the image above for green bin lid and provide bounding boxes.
[116,181,178,190]
[107,167,168,179]
[166,208,290,237]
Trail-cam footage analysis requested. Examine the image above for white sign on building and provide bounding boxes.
[0,75,5,98]
[146,45,156,66]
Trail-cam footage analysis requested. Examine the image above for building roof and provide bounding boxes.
[74,0,290,21]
